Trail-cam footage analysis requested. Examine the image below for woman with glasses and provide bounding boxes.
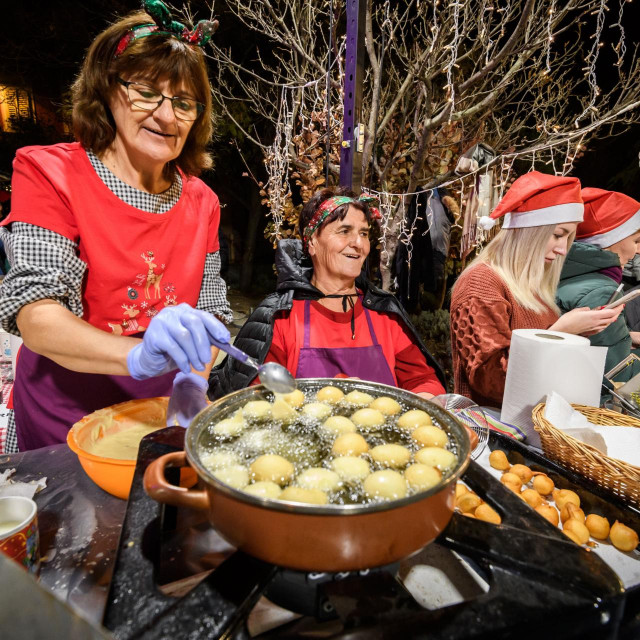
[0,6,232,451]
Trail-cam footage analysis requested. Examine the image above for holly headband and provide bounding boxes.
[302,195,381,250]
[114,0,218,58]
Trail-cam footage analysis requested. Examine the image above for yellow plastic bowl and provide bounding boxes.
[66,397,169,500]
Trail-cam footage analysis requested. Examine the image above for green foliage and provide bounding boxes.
[410,309,453,392]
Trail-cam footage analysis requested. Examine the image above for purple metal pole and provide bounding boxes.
[339,0,366,190]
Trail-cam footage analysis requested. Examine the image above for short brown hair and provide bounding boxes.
[71,11,213,177]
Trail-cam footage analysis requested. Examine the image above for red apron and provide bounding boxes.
[295,299,396,385]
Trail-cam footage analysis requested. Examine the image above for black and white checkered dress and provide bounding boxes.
[0,149,232,452]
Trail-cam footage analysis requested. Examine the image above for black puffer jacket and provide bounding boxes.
[208,239,446,398]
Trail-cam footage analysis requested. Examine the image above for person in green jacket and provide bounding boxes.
[557,188,640,381]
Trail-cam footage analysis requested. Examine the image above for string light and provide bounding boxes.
[206,0,638,266]
[445,0,462,119]
[545,0,555,74]
[575,0,607,126]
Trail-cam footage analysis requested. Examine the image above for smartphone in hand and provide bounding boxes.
[604,289,640,309]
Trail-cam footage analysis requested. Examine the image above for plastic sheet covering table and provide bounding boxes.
[0,444,126,629]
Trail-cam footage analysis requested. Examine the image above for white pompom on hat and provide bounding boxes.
[576,188,640,248]
[477,171,584,230]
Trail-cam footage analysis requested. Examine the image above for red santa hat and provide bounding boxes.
[576,188,640,248]
[478,171,584,231]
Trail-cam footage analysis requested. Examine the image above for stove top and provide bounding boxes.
[102,427,632,640]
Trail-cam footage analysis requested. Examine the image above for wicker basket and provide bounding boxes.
[532,403,640,508]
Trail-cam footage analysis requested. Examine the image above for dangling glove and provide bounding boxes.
[127,303,230,380]
[166,372,209,427]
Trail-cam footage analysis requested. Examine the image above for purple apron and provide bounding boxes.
[295,300,396,385]
[13,344,175,451]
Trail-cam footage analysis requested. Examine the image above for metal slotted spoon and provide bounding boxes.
[430,393,489,460]
[210,337,297,394]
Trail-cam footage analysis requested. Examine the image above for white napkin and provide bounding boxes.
[544,391,640,467]
[0,468,47,499]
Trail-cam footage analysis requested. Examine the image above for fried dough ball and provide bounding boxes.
[344,390,374,407]
[302,402,333,421]
[412,425,448,448]
[415,447,456,470]
[397,409,432,430]
[243,481,282,499]
[475,503,502,525]
[563,519,590,545]
[242,400,272,421]
[213,464,250,489]
[213,410,246,437]
[610,521,639,552]
[563,529,584,546]
[271,398,297,423]
[280,487,328,505]
[238,429,273,454]
[296,467,341,492]
[322,415,357,435]
[521,488,543,509]
[351,408,385,430]
[509,464,533,484]
[500,473,523,492]
[532,474,554,496]
[370,444,412,468]
[585,514,610,540]
[535,504,560,526]
[316,386,344,404]
[553,489,580,511]
[200,450,239,471]
[331,456,371,481]
[560,503,585,524]
[332,432,370,456]
[455,483,469,498]
[250,454,295,485]
[503,481,523,495]
[488,450,510,471]
[280,389,305,408]
[369,396,402,416]
[405,464,441,491]
[456,492,482,513]
[363,470,408,500]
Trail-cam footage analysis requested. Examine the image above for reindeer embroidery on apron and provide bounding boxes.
[141,250,165,299]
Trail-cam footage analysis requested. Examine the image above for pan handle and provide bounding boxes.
[144,451,209,510]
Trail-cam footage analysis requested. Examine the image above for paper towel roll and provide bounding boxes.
[500,329,607,447]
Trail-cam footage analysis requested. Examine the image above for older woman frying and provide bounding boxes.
[211,188,446,398]
[0,2,232,450]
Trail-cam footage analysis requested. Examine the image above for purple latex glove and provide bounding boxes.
[166,372,209,428]
[127,303,230,380]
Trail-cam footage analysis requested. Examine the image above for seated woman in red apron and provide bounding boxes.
[210,188,446,398]
[0,2,232,451]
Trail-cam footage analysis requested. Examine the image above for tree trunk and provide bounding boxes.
[239,183,262,292]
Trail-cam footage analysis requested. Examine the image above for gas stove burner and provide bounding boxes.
[263,561,401,621]
[103,427,631,640]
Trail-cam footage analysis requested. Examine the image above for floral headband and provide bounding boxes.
[114,0,218,58]
[302,195,381,250]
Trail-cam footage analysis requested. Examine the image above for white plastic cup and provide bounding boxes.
[0,496,40,574]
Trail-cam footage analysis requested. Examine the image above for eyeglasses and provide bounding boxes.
[117,78,204,121]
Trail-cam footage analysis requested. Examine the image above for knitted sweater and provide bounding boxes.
[450,263,559,406]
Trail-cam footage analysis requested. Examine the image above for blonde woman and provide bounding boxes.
[450,172,621,406]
